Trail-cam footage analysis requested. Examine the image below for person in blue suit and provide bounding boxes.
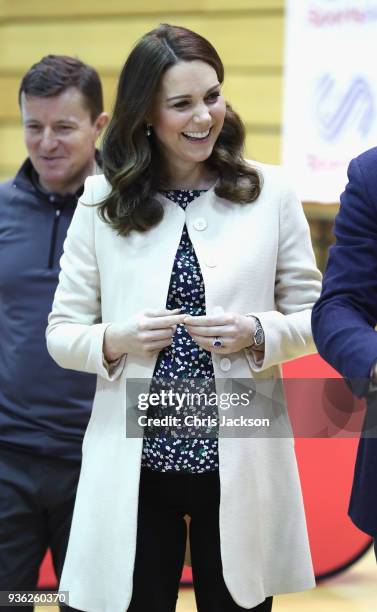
[312,146,377,548]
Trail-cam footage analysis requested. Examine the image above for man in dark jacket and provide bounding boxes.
[0,55,108,609]
[312,147,377,550]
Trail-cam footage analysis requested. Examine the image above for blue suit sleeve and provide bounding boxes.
[312,155,377,396]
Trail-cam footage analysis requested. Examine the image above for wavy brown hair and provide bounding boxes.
[100,24,262,235]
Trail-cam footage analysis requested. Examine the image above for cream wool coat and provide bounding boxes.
[46,162,321,611]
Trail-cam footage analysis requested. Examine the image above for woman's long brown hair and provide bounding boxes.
[100,24,262,236]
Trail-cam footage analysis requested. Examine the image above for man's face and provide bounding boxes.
[20,87,107,194]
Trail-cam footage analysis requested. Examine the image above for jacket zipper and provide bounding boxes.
[48,208,61,269]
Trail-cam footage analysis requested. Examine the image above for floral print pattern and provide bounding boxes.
[141,190,219,473]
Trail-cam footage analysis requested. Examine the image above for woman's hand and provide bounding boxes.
[103,309,186,361]
[183,313,256,355]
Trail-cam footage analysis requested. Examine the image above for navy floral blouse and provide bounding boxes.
[141,189,219,473]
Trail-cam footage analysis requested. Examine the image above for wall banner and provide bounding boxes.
[283,0,377,202]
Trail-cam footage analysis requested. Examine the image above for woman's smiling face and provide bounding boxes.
[149,60,226,176]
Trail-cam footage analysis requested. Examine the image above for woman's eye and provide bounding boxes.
[172,92,220,110]
[207,92,220,103]
[173,101,190,109]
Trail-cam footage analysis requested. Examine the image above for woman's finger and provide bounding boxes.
[141,314,186,330]
[185,325,233,337]
[141,327,176,342]
[144,308,182,317]
[145,337,174,353]
[190,334,232,351]
[183,314,230,327]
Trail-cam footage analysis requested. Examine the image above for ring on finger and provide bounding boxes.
[212,336,223,348]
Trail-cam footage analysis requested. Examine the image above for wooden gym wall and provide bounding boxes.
[0,0,284,181]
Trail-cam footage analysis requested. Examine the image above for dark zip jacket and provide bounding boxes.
[0,158,96,460]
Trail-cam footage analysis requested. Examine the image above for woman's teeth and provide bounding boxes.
[183,129,211,140]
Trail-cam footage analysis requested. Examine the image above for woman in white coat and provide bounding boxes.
[47,24,321,612]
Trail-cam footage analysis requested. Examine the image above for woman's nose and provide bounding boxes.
[193,103,211,123]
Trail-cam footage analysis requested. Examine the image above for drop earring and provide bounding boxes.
[146,123,152,137]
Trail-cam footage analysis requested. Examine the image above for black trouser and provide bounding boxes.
[0,446,80,612]
[128,467,273,612]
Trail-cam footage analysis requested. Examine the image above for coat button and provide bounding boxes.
[204,257,217,268]
[220,358,231,372]
[193,217,207,231]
